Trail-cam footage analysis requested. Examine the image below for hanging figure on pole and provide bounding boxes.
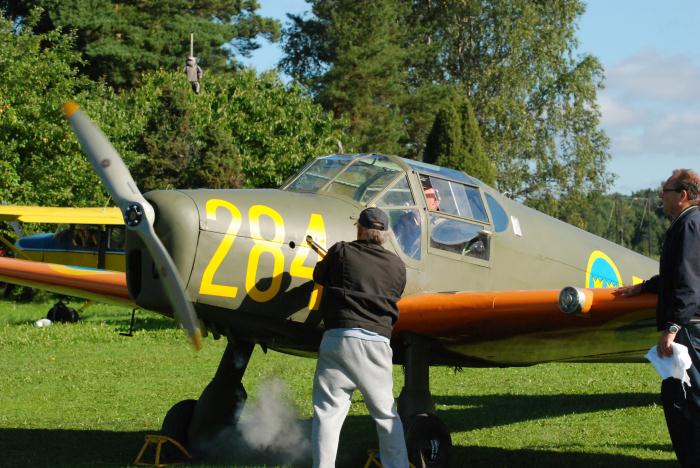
[184,34,202,94]
[184,56,203,94]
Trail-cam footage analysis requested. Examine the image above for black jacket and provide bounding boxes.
[643,206,700,329]
[313,240,406,338]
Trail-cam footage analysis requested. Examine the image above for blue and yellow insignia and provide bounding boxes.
[585,250,622,288]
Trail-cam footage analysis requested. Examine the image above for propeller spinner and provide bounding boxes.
[63,101,202,350]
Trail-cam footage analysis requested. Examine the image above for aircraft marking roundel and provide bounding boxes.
[585,250,622,288]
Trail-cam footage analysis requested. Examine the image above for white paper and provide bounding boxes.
[645,342,692,386]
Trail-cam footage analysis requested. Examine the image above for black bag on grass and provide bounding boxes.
[47,301,79,323]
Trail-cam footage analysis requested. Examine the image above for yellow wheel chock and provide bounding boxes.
[364,449,416,468]
[134,434,192,467]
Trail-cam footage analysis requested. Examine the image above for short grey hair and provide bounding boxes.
[360,226,387,245]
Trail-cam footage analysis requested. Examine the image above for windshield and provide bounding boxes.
[285,155,353,192]
[285,155,404,203]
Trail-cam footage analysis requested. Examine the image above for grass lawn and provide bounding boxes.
[0,297,677,467]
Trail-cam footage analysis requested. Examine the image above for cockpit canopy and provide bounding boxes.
[283,154,504,263]
[283,154,404,203]
[283,154,482,203]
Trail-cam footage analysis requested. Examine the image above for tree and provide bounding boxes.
[282,0,411,155]
[423,92,495,185]
[582,189,668,258]
[282,0,611,219]
[1,7,345,208]
[132,78,244,191]
[0,10,109,208]
[409,0,611,207]
[93,69,347,190]
[1,0,280,89]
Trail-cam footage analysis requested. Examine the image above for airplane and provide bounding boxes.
[0,101,658,467]
[0,206,125,271]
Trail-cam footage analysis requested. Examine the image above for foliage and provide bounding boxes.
[120,73,244,191]
[89,70,346,190]
[0,10,109,208]
[423,92,495,185]
[408,0,611,204]
[1,0,280,89]
[1,9,345,219]
[583,189,668,258]
[282,0,410,155]
[282,0,611,219]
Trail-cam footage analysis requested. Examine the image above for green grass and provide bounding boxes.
[0,297,677,467]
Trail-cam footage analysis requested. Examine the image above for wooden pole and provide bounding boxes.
[190,33,194,57]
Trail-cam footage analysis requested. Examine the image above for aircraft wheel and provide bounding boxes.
[161,399,197,445]
[404,413,452,468]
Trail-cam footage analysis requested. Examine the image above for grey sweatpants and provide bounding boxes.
[311,333,408,468]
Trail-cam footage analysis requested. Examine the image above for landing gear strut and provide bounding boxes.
[160,337,255,460]
[398,333,452,468]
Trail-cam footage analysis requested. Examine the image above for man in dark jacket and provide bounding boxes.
[311,207,408,468]
[618,168,700,467]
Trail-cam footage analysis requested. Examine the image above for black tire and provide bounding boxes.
[161,399,197,445]
[404,413,452,468]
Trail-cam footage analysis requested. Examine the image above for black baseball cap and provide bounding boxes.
[358,207,389,231]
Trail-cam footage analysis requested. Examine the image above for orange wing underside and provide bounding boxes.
[395,289,657,339]
[0,255,657,344]
[0,257,134,308]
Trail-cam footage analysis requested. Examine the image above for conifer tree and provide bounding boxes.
[282,0,410,155]
[424,93,495,185]
[283,0,610,218]
[1,0,280,89]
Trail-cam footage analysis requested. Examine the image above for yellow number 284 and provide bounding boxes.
[199,199,327,305]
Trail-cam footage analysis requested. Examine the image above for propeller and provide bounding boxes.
[63,101,202,350]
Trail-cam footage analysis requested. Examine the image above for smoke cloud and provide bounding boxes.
[201,376,311,465]
[237,377,310,461]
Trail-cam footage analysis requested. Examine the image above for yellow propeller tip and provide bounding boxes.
[63,101,80,117]
[191,329,203,351]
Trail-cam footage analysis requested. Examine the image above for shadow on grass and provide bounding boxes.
[0,410,675,468]
[433,392,661,432]
[0,428,148,468]
[451,445,676,467]
[0,426,316,468]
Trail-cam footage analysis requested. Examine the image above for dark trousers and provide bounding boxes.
[661,324,700,467]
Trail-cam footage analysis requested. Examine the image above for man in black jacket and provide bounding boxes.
[618,169,700,466]
[311,207,408,468]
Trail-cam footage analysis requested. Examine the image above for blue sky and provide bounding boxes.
[241,1,700,194]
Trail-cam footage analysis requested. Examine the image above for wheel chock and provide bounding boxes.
[134,434,192,467]
[364,449,415,468]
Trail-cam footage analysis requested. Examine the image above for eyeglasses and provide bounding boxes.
[661,187,683,193]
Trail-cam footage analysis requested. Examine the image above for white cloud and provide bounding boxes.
[599,49,700,162]
[598,94,643,128]
[606,50,700,102]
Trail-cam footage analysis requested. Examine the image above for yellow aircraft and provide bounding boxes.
[0,102,659,467]
[0,206,125,271]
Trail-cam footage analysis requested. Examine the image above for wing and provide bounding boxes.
[396,288,656,336]
[0,206,123,225]
[395,288,657,365]
[0,257,134,308]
